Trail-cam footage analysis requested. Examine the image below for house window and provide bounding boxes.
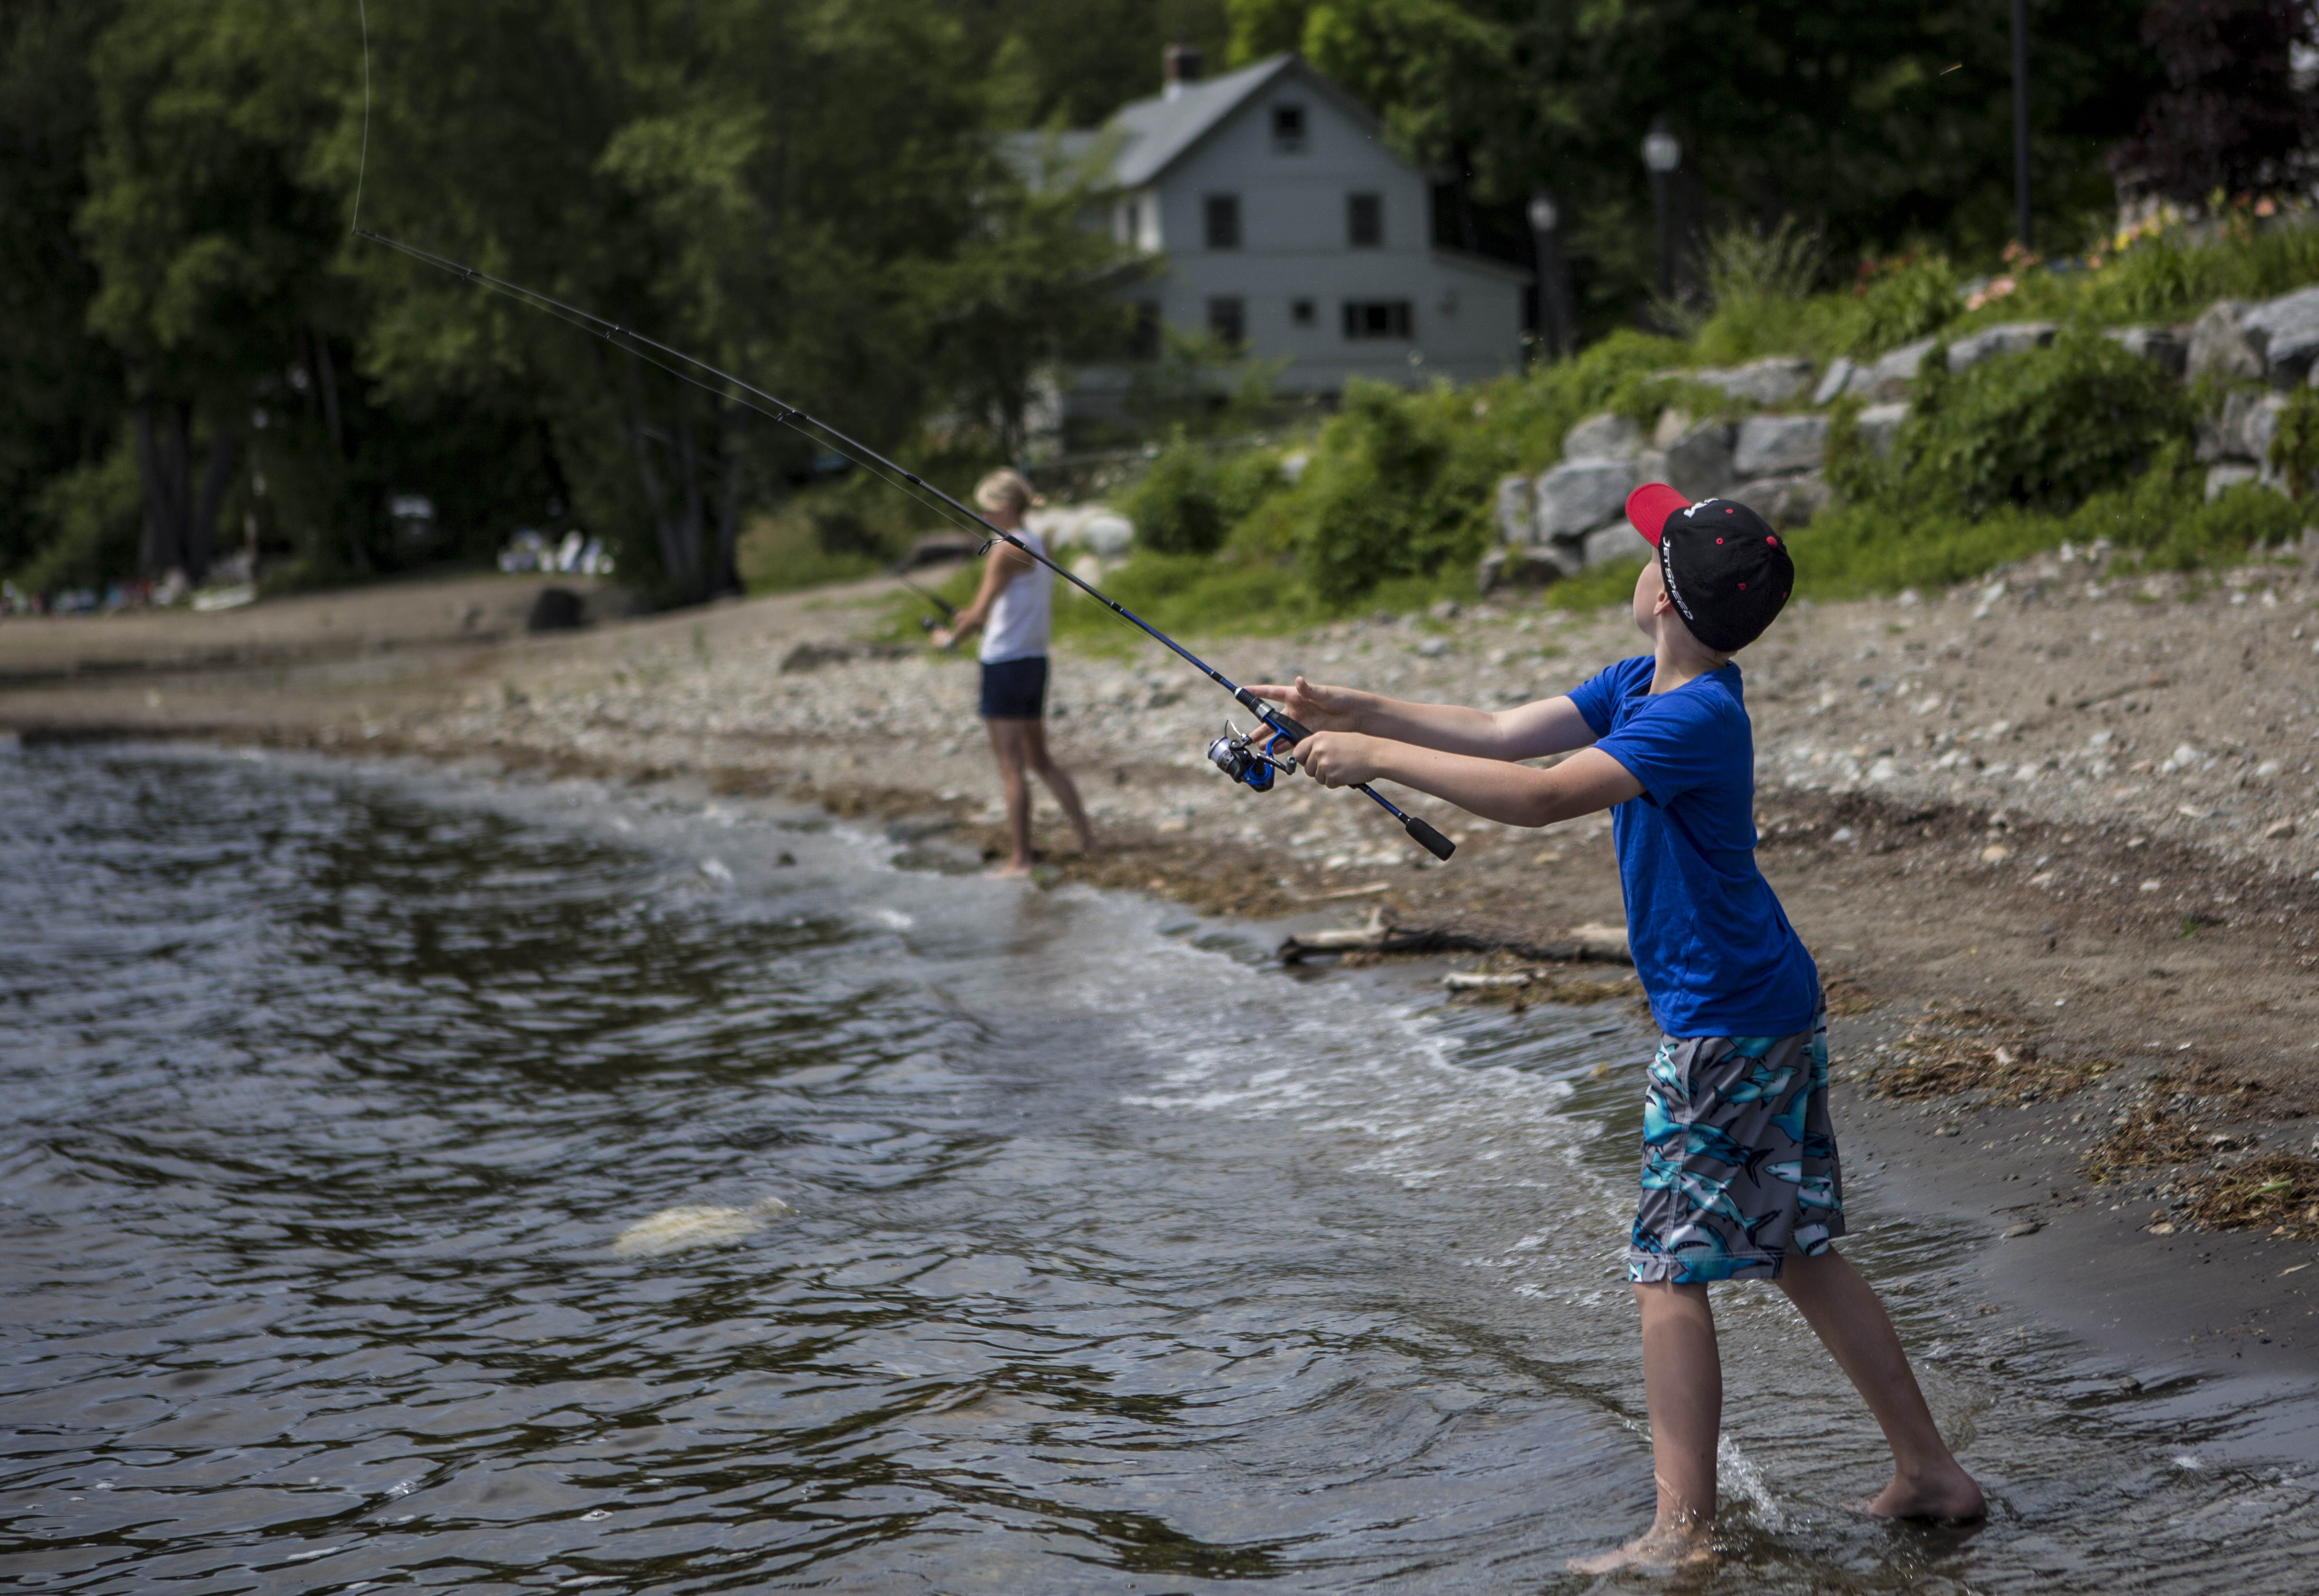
[1271,104,1306,153]
[1204,194,1241,250]
[1342,300,1412,340]
[1126,300,1162,361]
[1347,192,1383,247]
[1208,297,1247,349]
[1290,298,1316,327]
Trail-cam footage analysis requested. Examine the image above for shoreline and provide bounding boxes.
[7,562,2319,1388]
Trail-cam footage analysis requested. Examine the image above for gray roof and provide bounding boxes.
[1105,54,1379,188]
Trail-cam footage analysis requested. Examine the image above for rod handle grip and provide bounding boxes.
[1404,816,1456,861]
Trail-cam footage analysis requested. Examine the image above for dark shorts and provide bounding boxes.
[979,656,1048,720]
[1628,1002,1843,1284]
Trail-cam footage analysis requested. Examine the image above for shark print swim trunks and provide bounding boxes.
[1628,1003,1841,1285]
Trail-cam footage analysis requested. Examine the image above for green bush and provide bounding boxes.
[1276,379,1500,608]
[1120,433,1286,556]
[1891,330,2192,518]
[16,436,141,593]
[1854,253,1962,355]
[2268,385,2319,496]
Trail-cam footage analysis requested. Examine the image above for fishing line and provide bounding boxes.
[341,18,1453,861]
[350,0,368,234]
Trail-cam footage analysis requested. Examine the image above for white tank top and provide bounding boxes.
[978,529,1052,663]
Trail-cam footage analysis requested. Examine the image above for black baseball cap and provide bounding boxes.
[1623,484,1795,653]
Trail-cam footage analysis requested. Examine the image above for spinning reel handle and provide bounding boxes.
[1402,816,1455,861]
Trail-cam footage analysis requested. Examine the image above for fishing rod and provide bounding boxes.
[347,226,1454,862]
[886,563,958,631]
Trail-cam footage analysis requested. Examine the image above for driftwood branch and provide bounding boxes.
[1277,907,1629,966]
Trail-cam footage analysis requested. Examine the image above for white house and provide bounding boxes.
[1064,51,1530,421]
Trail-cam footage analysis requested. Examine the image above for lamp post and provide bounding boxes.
[2010,0,2032,252]
[1528,189,1573,358]
[1642,117,1682,301]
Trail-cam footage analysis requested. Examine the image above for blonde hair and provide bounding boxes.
[974,468,1042,516]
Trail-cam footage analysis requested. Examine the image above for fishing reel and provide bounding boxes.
[1207,719,1298,794]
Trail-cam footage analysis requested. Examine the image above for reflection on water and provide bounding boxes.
[3,743,2316,1593]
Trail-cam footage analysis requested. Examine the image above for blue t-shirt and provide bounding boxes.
[1567,655,1819,1039]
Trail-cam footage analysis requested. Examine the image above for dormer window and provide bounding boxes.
[1271,104,1306,153]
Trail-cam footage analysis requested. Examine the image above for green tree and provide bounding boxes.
[348,0,1134,603]
[78,0,355,582]
[0,0,126,582]
[1230,0,2164,333]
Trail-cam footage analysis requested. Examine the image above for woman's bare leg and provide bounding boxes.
[1776,1249,1983,1520]
[1020,720,1096,853]
[1570,1281,1721,1573]
[984,719,1035,874]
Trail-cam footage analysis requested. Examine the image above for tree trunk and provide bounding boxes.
[713,401,745,597]
[622,350,698,599]
[133,401,189,577]
[313,327,347,458]
[186,426,236,586]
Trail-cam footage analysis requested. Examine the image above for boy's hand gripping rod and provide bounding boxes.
[351,227,1455,862]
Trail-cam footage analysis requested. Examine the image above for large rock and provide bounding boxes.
[2187,300,2262,382]
[1494,474,1535,544]
[1662,420,1736,500]
[1812,357,1859,406]
[2242,285,2319,385]
[2203,389,2290,463]
[1476,544,1573,594]
[2239,392,2290,470]
[2206,463,2261,501]
[1534,458,1641,538]
[1582,522,1650,569]
[1733,413,1829,478]
[1741,471,1832,530]
[2105,325,2188,379]
[1562,411,1645,460]
[1691,357,1815,406]
[1855,401,1909,460]
[1945,320,2056,371]
[1865,336,1940,399]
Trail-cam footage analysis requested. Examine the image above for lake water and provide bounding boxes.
[5,742,2319,1593]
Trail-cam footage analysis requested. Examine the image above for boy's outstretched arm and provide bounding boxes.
[1298,733,1641,829]
[1245,676,1598,762]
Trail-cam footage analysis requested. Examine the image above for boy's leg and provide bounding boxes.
[1776,1249,1984,1521]
[1571,1280,1721,1573]
[1020,719,1096,853]
[984,719,1035,873]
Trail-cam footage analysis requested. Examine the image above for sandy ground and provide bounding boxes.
[9,550,2319,1382]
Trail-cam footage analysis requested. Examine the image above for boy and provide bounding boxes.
[1250,485,1981,1571]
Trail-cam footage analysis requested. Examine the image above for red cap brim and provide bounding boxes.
[1624,483,1690,547]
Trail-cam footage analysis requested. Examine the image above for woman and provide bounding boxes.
[931,469,1097,877]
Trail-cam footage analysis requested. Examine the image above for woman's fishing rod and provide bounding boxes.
[886,563,958,630]
[348,227,1454,862]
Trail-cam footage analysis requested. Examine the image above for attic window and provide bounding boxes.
[1291,298,1316,327]
[1271,104,1306,153]
[1347,192,1383,247]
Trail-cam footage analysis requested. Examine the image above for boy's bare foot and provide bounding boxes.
[984,860,1035,879]
[1860,1464,1985,1523]
[1567,1522,1717,1575]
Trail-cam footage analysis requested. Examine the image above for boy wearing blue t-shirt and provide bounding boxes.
[1251,484,1981,1571]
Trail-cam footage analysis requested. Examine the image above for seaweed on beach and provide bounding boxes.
[2178,1154,2319,1236]
[2082,1102,2226,1183]
[1865,1007,2114,1105]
